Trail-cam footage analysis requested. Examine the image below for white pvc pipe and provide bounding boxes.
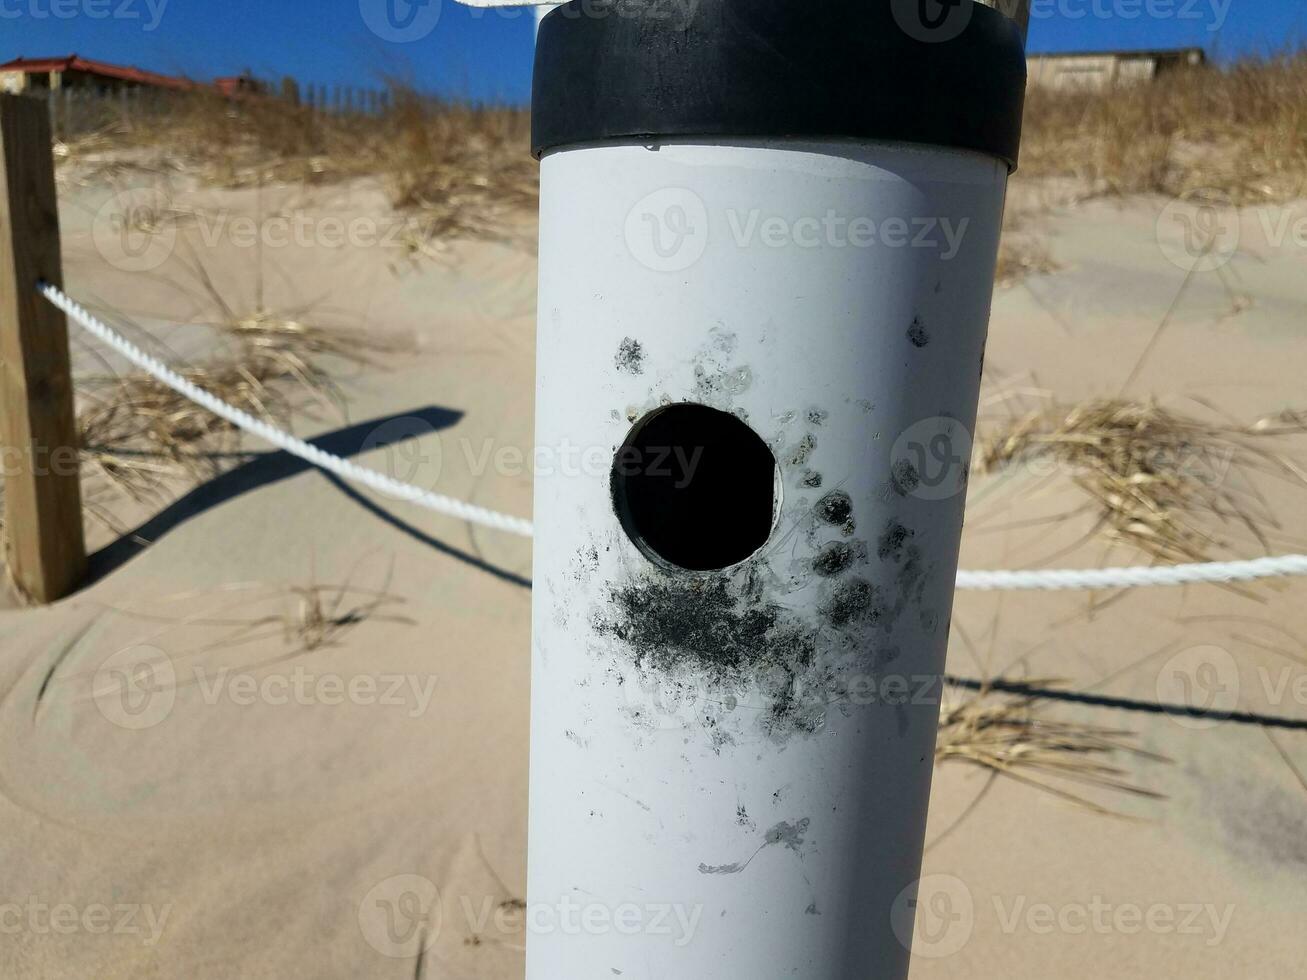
[529,139,1008,977]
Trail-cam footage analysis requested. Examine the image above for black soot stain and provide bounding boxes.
[815,490,855,533]
[907,317,930,348]
[594,570,856,739]
[889,459,920,497]
[801,470,824,489]
[821,578,888,628]
[813,541,857,578]
[615,337,645,374]
[877,521,915,561]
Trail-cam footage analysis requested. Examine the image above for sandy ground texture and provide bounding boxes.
[1,172,1305,978]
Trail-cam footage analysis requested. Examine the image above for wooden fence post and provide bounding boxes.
[0,94,86,603]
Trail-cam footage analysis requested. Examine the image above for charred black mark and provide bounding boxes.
[815,490,854,532]
[801,470,823,489]
[698,860,747,876]
[821,578,886,628]
[765,817,810,851]
[595,576,810,679]
[890,459,920,497]
[697,818,812,876]
[807,409,828,426]
[615,337,645,374]
[789,433,816,467]
[813,541,857,578]
[877,521,915,561]
[907,317,930,348]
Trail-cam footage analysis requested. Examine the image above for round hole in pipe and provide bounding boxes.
[612,403,779,572]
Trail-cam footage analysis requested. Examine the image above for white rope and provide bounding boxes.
[955,555,1307,592]
[41,282,1307,590]
[40,282,535,538]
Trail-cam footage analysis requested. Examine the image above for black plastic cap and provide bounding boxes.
[532,0,1027,170]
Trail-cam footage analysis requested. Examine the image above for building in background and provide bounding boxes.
[1028,47,1206,91]
[0,54,193,96]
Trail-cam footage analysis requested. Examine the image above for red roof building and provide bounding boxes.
[0,54,195,95]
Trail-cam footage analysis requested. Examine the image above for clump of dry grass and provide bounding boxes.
[1021,52,1307,202]
[937,681,1167,816]
[74,356,300,509]
[980,398,1307,564]
[62,85,538,248]
[996,208,1058,286]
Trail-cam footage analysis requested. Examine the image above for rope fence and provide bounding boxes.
[39,281,1307,593]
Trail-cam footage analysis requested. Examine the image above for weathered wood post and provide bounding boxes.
[0,94,86,603]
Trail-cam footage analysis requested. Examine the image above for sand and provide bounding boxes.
[1,170,1304,977]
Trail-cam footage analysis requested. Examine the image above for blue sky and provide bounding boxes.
[1,0,1302,104]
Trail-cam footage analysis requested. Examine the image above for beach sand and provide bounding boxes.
[1,172,1304,977]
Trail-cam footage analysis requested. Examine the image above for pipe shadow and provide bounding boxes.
[85,406,529,591]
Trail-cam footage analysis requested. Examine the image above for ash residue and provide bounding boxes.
[821,578,888,628]
[801,470,823,489]
[877,521,915,561]
[594,575,812,681]
[889,459,920,497]
[593,570,857,739]
[615,337,645,374]
[789,433,816,466]
[907,317,930,348]
[765,817,810,852]
[813,541,858,578]
[815,490,855,532]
